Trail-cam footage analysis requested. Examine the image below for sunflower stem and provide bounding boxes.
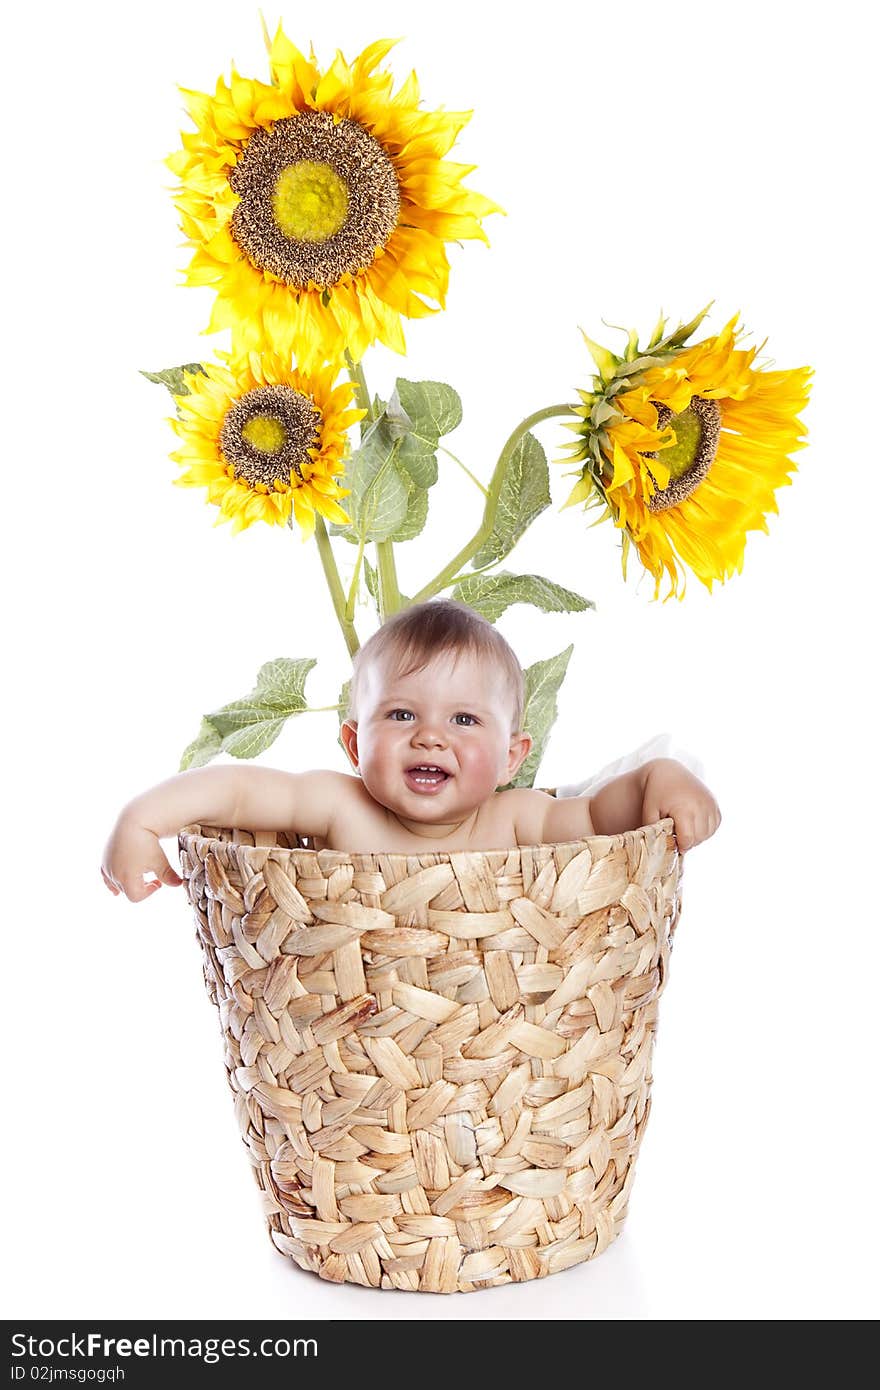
[314,516,360,657]
[345,351,377,432]
[411,404,574,604]
[444,558,503,589]
[345,534,368,623]
[345,353,402,622]
[438,444,489,497]
[375,540,402,621]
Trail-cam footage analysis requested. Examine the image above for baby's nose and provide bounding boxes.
[412,723,447,747]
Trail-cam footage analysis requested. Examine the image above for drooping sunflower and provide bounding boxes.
[561,306,813,597]
[170,352,364,536]
[166,27,500,367]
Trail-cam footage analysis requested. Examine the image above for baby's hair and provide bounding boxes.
[347,599,525,730]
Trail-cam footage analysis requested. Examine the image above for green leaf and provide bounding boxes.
[141,363,207,397]
[383,400,411,443]
[473,432,551,567]
[328,521,360,544]
[385,380,462,489]
[337,677,353,756]
[179,717,223,771]
[609,353,668,384]
[452,572,594,624]
[214,718,289,761]
[647,311,668,350]
[658,301,714,350]
[590,400,624,427]
[178,658,316,768]
[395,437,438,490]
[395,379,462,438]
[580,332,619,384]
[390,473,430,542]
[337,677,352,731]
[505,645,573,790]
[363,556,379,602]
[347,419,410,542]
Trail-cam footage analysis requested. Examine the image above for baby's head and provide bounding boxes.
[341,600,531,826]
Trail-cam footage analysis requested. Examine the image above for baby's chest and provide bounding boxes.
[324,804,520,855]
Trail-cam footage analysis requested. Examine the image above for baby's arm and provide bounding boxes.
[101,766,349,902]
[517,758,720,851]
[590,758,720,850]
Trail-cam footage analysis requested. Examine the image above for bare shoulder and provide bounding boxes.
[296,769,361,794]
[491,787,555,846]
[494,787,594,846]
[294,770,365,814]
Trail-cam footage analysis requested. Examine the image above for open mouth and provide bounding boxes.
[404,764,452,794]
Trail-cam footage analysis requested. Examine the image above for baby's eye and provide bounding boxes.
[388,708,415,721]
[453,713,479,726]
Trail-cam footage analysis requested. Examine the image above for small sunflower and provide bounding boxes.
[170,352,364,536]
[562,306,813,597]
[167,27,500,367]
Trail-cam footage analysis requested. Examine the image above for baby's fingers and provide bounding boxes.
[693,805,721,847]
[101,868,120,896]
[677,805,722,853]
[120,875,163,903]
[122,861,184,902]
[675,823,696,853]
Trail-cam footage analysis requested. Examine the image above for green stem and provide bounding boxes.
[345,350,376,430]
[345,534,367,623]
[314,515,360,657]
[375,539,402,621]
[304,704,344,714]
[345,352,402,623]
[438,444,489,497]
[411,404,573,604]
[445,558,502,589]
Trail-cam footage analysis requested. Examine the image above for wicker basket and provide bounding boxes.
[178,819,682,1293]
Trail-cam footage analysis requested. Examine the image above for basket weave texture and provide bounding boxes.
[178,819,682,1293]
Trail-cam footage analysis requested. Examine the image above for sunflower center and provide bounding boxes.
[229,110,401,291]
[272,162,349,242]
[219,385,320,489]
[241,413,288,454]
[646,397,722,512]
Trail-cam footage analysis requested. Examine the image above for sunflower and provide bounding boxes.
[170,352,364,536]
[561,306,813,597]
[166,27,500,367]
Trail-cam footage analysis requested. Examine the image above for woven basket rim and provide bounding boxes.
[177,816,675,868]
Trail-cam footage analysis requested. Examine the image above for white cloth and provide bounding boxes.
[555,732,706,800]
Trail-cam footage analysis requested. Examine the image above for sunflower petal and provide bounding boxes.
[168,27,499,362]
[560,312,813,599]
[168,353,359,535]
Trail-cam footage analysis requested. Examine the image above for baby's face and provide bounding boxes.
[342,651,529,825]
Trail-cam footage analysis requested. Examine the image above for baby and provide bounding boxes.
[102,600,720,902]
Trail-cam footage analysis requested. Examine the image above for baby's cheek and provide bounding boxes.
[463,744,504,791]
[361,737,407,799]
[358,748,388,792]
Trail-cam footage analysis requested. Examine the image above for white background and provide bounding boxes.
[3,0,877,1321]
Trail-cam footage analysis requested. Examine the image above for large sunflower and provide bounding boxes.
[166,28,500,367]
[170,352,364,536]
[562,307,813,597]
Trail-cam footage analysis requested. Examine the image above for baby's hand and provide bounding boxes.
[101,815,183,903]
[642,760,721,852]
